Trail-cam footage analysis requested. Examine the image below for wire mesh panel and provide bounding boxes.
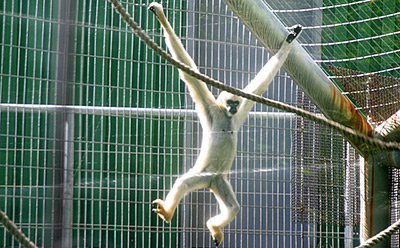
[269,0,400,246]
[326,65,400,126]
[0,0,66,246]
[1,0,186,246]
[293,90,361,247]
[71,1,187,247]
[0,0,302,246]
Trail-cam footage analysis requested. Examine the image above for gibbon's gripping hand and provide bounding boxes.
[148,2,165,24]
[286,24,302,43]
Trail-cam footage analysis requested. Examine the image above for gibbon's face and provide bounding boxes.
[218,91,242,117]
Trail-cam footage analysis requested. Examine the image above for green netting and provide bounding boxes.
[0,0,185,247]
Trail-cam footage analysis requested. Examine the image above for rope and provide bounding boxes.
[107,0,400,152]
[357,218,400,248]
[0,209,38,248]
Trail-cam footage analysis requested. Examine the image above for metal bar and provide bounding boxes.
[62,112,74,248]
[370,110,400,167]
[359,155,367,244]
[375,109,400,139]
[222,0,374,153]
[0,103,296,120]
[366,155,389,248]
[57,0,75,245]
[345,143,353,248]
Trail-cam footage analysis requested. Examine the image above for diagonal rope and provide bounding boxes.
[107,0,400,153]
[357,218,400,248]
[0,209,38,248]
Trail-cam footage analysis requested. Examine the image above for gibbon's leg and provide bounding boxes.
[153,170,212,223]
[207,176,240,246]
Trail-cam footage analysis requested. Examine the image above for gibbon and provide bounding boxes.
[149,2,302,246]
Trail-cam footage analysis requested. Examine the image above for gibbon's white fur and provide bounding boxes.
[149,2,302,246]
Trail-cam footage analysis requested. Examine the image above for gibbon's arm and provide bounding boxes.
[149,3,216,127]
[234,25,302,126]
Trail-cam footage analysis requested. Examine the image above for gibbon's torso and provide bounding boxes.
[195,112,238,174]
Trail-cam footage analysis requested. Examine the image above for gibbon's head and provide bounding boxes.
[217,91,242,117]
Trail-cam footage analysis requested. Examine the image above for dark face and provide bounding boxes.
[226,99,240,115]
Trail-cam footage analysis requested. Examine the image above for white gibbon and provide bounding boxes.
[149,2,302,246]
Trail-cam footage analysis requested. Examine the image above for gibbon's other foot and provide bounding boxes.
[286,24,302,43]
[207,220,223,247]
[152,199,172,223]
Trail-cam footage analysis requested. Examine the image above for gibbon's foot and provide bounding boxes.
[286,24,302,43]
[152,199,172,223]
[207,220,223,246]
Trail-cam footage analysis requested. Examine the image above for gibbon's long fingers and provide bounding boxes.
[148,2,169,29]
[286,24,302,43]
